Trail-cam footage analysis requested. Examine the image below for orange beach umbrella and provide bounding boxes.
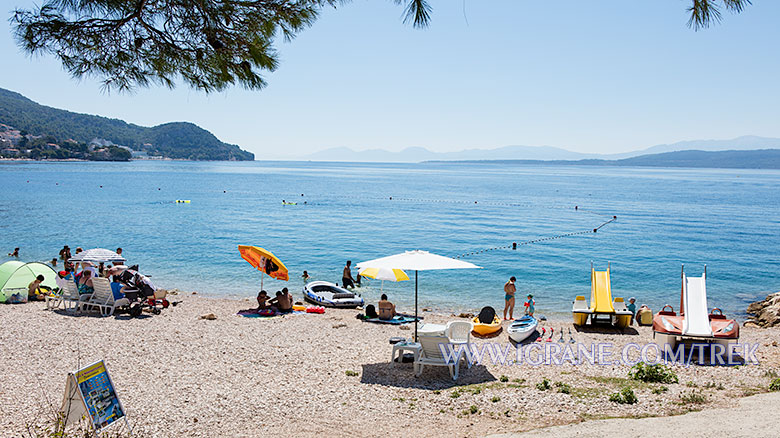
[238,245,289,291]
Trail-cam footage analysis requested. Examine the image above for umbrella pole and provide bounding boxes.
[261,272,264,292]
[414,270,418,342]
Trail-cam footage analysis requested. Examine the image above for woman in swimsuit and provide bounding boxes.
[503,276,516,320]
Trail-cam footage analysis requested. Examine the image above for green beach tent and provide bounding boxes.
[0,261,58,303]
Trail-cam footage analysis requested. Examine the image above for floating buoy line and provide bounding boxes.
[378,196,618,260]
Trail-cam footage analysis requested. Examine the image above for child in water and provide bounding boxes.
[524,294,535,316]
[301,271,310,284]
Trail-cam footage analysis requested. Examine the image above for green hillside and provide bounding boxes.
[0,87,254,161]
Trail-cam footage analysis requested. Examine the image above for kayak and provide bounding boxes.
[472,315,502,336]
[507,315,538,343]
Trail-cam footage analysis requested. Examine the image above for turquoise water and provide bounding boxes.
[1,160,778,318]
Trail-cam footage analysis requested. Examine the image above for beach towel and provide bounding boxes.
[360,314,421,325]
[237,309,308,318]
[237,308,278,318]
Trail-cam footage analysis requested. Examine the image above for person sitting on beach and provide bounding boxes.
[377,294,397,320]
[115,248,124,265]
[257,290,270,309]
[627,297,637,326]
[524,294,535,316]
[8,247,19,257]
[78,270,94,295]
[27,275,46,301]
[342,260,355,289]
[269,290,293,313]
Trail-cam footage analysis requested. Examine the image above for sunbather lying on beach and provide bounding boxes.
[378,294,396,320]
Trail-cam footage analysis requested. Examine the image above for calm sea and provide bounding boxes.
[1,160,778,318]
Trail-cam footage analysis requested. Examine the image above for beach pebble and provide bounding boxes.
[332,323,347,329]
[199,313,217,320]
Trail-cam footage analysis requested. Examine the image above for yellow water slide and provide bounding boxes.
[590,266,615,313]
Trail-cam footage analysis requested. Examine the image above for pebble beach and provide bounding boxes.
[4,291,780,438]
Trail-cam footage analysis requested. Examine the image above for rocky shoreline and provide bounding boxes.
[745,291,780,328]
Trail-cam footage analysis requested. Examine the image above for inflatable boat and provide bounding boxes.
[653,265,739,350]
[507,315,538,343]
[303,281,364,308]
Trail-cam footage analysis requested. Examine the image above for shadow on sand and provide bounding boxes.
[51,309,151,320]
[573,324,639,336]
[360,362,497,389]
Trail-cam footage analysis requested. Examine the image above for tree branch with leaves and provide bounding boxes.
[11,0,750,93]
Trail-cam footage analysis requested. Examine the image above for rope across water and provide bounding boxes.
[378,196,618,259]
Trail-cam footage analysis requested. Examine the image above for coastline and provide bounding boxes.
[4,291,780,437]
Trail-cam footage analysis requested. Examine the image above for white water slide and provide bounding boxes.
[682,270,713,337]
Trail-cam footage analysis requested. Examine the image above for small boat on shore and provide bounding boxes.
[303,281,364,308]
[507,315,538,343]
[472,306,502,336]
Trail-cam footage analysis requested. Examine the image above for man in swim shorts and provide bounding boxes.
[503,276,516,320]
[270,290,292,313]
[342,260,355,289]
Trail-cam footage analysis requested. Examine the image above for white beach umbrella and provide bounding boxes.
[357,250,481,340]
[67,248,126,264]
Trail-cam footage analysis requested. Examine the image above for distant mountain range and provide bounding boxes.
[301,135,780,164]
[433,149,780,169]
[0,87,253,161]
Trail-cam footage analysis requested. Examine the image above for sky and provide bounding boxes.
[1,0,779,158]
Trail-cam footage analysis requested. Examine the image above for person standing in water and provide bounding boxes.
[342,260,355,289]
[503,276,516,320]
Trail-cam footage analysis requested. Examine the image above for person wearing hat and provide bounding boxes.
[524,294,535,316]
[627,297,637,325]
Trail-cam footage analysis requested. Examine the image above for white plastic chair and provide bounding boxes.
[414,335,461,381]
[445,320,474,368]
[78,277,129,316]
